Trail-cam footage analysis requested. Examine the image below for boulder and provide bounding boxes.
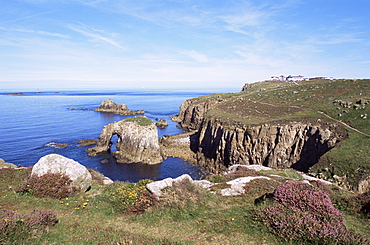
[225,164,272,174]
[0,158,17,169]
[220,176,271,196]
[146,174,193,197]
[95,99,144,115]
[31,154,92,192]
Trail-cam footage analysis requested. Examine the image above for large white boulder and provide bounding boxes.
[146,174,193,197]
[31,154,92,192]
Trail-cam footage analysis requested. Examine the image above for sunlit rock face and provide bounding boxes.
[87,117,162,165]
[31,154,92,192]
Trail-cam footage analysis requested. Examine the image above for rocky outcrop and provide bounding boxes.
[146,174,214,197]
[159,132,197,162]
[194,120,340,173]
[95,99,144,115]
[155,119,168,129]
[31,154,92,192]
[0,158,17,169]
[172,97,222,130]
[87,117,162,164]
[173,97,343,175]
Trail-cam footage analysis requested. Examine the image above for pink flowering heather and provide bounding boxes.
[17,172,77,199]
[260,181,368,244]
[0,209,58,243]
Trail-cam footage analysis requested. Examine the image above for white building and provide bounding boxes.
[286,75,305,81]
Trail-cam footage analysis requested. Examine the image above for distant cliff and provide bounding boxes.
[95,99,144,115]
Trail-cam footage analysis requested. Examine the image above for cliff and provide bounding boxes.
[87,116,162,164]
[95,99,144,115]
[194,120,340,173]
[173,79,369,193]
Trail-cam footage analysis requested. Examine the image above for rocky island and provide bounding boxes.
[172,78,369,193]
[87,116,162,164]
[95,98,145,115]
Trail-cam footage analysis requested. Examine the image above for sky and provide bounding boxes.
[0,0,369,91]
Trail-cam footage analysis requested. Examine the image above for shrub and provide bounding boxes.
[17,172,78,199]
[332,190,370,218]
[160,177,205,209]
[0,209,58,243]
[259,181,368,244]
[207,174,227,183]
[111,179,157,213]
[225,167,259,180]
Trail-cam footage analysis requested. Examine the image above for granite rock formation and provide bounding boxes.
[31,154,92,192]
[173,97,341,174]
[159,132,197,162]
[87,117,162,164]
[0,158,17,169]
[95,99,144,115]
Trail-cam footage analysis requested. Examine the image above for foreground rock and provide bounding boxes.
[146,165,336,198]
[87,116,162,164]
[0,158,17,169]
[147,174,207,197]
[95,99,144,115]
[31,154,92,192]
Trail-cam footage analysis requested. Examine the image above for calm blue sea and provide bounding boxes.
[0,89,227,182]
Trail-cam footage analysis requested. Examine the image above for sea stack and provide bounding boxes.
[87,116,162,164]
[94,99,144,115]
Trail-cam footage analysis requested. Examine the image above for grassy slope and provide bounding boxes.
[1,167,369,244]
[0,168,279,244]
[196,79,370,182]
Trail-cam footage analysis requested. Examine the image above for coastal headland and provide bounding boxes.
[171,78,369,193]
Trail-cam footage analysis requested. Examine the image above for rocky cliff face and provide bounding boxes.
[95,99,144,115]
[87,117,162,164]
[172,97,221,130]
[173,98,341,174]
[194,120,339,173]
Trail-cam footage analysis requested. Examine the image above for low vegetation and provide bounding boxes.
[17,171,78,199]
[0,166,369,244]
[123,116,153,126]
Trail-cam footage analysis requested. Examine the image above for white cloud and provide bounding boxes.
[179,50,209,63]
[0,26,69,38]
[66,23,126,50]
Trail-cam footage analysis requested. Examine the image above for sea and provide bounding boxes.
[0,89,232,182]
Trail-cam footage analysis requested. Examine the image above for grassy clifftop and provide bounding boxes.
[199,79,369,130]
[189,79,370,191]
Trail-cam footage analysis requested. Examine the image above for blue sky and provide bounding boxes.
[1,0,369,91]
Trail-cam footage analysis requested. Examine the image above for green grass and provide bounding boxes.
[123,116,153,126]
[0,167,368,244]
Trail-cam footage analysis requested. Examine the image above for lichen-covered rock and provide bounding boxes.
[31,154,92,192]
[87,117,162,164]
[146,174,193,197]
[221,176,271,196]
[0,158,17,169]
[95,99,144,115]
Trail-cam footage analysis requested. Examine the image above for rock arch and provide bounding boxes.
[87,117,163,164]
